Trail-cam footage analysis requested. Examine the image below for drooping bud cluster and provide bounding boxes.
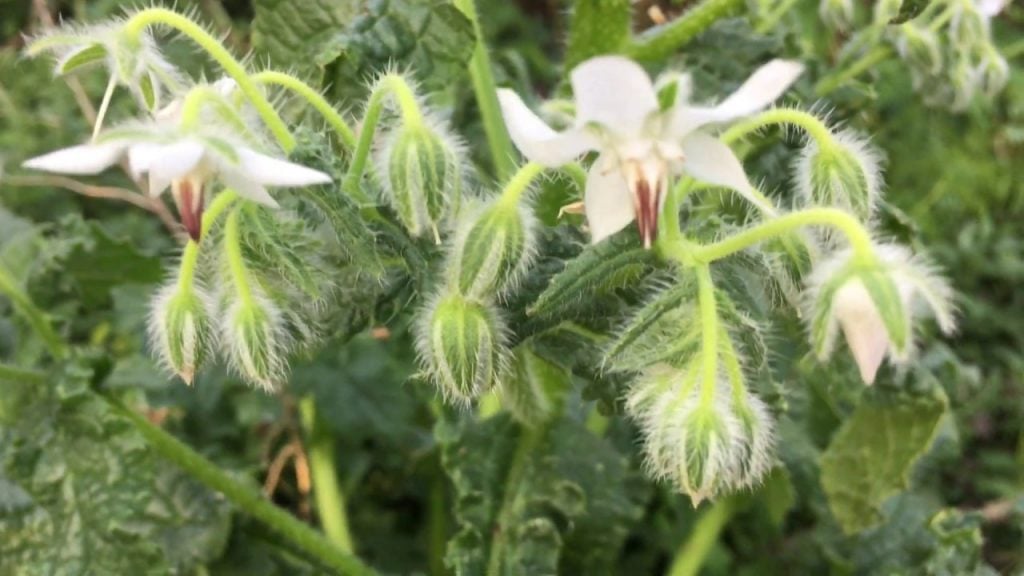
[794,128,883,220]
[802,244,956,384]
[148,282,215,384]
[626,364,775,506]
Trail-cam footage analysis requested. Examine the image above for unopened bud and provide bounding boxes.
[819,0,855,30]
[729,392,775,488]
[448,198,536,299]
[149,283,214,384]
[977,48,1009,99]
[377,123,463,240]
[222,291,288,391]
[795,129,882,219]
[896,24,944,77]
[416,291,507,406]
[873,0,903,23]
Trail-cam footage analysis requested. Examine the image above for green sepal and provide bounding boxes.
[424,292,506,403]
[451,200,533,299]
[57,43,107,75]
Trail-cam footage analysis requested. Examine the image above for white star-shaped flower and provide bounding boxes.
[22,121,331,240]
[498,56,804,248]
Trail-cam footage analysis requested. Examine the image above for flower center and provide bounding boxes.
[172,171,207,241]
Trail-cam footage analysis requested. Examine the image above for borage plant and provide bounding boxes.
[0,1,1013,574]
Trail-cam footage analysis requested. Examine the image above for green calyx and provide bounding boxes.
[450,200,533,299]
[156,288,212,385]
[384,125,461,239]
[422,292,506,405]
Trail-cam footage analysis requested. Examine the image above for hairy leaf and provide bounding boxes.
[251,0,360,79]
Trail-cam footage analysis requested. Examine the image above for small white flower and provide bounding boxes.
[22,117,331,240]
[498,56,804,248]
[804,245,956,385]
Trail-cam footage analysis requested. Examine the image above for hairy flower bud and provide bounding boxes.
[148,283,214,384]
[377,123,464,240]
[447,198,537,299]
[416,291,508,406]
[221,291,288,391]
[729,392,775,488]
[896,24,944,78]
[977,49,1009,99]
[802,245,956,385]
[819,0,855,30]
[795,129,882,219]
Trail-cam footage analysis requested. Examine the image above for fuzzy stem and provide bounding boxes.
[695,265,719,407]
[251,71,357,151]
[718,326,747,401]
[92,75,117,140]
[177,190,239,292]
[625,0,746,61]
[342,74,425,204]
[452,0,517,180]
[719,108,834,148]
[813,45,893,97]
[121,8,295,151]
[105,395,377,576]
[223,206,253,306]
[0,363,46,385]
[0,264,67,359]
[666,497,737,576]
[498,162,544,208]
[299,395,355,553]
[692,207,874,264]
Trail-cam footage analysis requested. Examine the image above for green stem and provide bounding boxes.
[486,425,543,576]
[251,71,357,151]
[695,265,718,407]
[0,264,67,359]
[625,0,745,61]
[428,472,447,576]
[719,108,834,147]
[106,395,377,576]
[342,74,424,204]
[177,191,239,292]
[498,162,544,207]
[299,395,355,553]
[666,498,737,576]
[692,207,874,264]
[92,75,117,140]
[0,363,46,385]
[179,85,255,140]
[814,45,893,97]
[224,207,253,305]
[453,0,517,180]
[121,8,295,152]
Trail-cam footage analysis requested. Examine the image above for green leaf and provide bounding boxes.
[323,0,475,103]
[503,346,571,427]
[820,385,948,534]
[0,359,232,573]
[528,233,657,319]
[565,0,632,69]
[439,413,646,575]
[251,0,361,80]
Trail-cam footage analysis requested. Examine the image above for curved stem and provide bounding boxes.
[692,207,874,264]
[695,265,718,407]
[814,45,893,97]
[625,0,745,62]
[342,74,424,204]
[121,8,295,151]
[0,264,67,359]
[224,207,253,305]
[498,162,544,207]
[251,71,357,151]
[719,108,834,147]
[453,0,517,180]
[300,395,355,553]
[106,394,377,576]
[177,190,239,292]
[666,497,737,576]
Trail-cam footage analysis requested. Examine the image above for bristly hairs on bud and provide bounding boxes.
[793,126,884,222]
[148,279,216,385]
[818,0,855,31]
[414,289,511,407]
[220,286,290,392]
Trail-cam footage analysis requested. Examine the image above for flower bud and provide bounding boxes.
[377,123,464,240]
[416,291,508,406]
[149,283,214,384]
[795,129,882,219]
[221,291,288,391]
[977,48,1009,99]
[819,0,855,30]
[802,245,956,385]
[872,0,903,23]
[949,4,989,49]
[896,24,944,78]
[729,392,775,488]
[447,198,537,299]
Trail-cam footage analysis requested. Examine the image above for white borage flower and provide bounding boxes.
[21,116,331,241]
[802,244,957,385]
[497,56,804,248]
